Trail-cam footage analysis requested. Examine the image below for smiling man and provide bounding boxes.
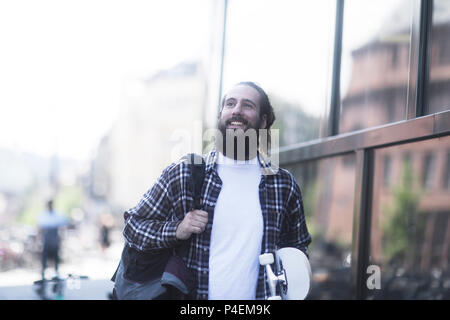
[216,82,268,161]
[118,81,311,300]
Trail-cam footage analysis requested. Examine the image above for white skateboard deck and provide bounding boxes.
[260,247,312,300]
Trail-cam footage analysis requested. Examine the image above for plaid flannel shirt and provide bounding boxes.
[123,148,311,300]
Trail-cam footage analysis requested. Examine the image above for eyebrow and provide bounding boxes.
[225,97,257,107]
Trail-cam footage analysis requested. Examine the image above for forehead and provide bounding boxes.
[223,85,261,105]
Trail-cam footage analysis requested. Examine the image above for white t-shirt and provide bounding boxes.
[37,210,68,229]
[208,153,264,300]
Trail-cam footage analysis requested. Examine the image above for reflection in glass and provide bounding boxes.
[285,153,356,299]
[339,0,413,133]
[444,151,450,190]
[222,0,336,146]
[383,155,392,187]
[369,135,450,299]
[427,0,450,114]
[422,152,436,190]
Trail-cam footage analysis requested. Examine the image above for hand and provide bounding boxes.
[176,210,209,240]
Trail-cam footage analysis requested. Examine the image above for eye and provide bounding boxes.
[225,100,235,108]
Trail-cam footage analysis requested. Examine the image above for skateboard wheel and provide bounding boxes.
[259,253,274,265]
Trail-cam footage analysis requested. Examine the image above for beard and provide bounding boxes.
[216,115,262,161]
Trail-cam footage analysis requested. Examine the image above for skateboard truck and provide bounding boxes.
[259,252,287,300]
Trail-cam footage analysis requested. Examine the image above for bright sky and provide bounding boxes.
[0,0,405,161]
[0,0,210,160]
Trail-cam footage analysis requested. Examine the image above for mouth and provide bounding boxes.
[226,119,247,129]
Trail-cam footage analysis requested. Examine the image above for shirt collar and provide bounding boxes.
[205,147,278,176]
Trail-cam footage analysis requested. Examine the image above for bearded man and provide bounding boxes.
[118,81,311,300]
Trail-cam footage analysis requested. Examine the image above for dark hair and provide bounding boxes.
[221,81,276,128]
[220,81,276,152]
[236,82,275,128]
[47,200,53,211]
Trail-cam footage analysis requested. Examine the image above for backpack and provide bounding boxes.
[111,153,205,300]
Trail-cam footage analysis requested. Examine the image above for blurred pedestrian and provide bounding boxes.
[37,200,68,280]
[99,213,114,253]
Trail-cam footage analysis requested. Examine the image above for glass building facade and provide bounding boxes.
[212,0,450,299]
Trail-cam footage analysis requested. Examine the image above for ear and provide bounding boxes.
[260,114,267,129]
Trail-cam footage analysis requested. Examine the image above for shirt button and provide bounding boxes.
[203,247,208,252]
[203,270,207,274]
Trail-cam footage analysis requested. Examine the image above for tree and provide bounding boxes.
[381,160,422,268]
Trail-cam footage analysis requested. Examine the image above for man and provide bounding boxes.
[122,81,311,299]
[37,200,68,280]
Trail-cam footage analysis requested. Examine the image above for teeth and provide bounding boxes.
[230,121,244,125]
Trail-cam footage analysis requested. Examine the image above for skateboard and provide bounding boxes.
[259,247,312,300]
[33,274,89,300]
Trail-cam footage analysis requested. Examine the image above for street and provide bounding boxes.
[0,279,114,300]
[0,240,121,300]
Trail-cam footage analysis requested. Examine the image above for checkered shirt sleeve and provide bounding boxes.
[122,162,184,252]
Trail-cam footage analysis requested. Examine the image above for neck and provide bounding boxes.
[218,151,258,165]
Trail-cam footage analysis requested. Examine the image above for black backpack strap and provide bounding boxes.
[188,153,205,210]
[172,153,205,259]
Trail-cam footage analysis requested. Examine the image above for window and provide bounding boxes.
[383,154,392,187]
[443,151,450,190]
[391,45,399,67]
[422,152,436,190]
[339,0,414,134]
[222,0,336,146]
[427,0,450,114]
[403,152,412,166]
[285,153,356,299]
[368,136,450,299]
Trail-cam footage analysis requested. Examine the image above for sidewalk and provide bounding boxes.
[0,242,121,300]
[0,279,114,300]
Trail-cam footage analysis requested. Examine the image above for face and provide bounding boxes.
[218,84,267,133]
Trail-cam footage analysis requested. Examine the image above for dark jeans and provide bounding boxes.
[41,246,59,278]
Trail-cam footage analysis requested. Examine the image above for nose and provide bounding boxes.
[231,102,243,115]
